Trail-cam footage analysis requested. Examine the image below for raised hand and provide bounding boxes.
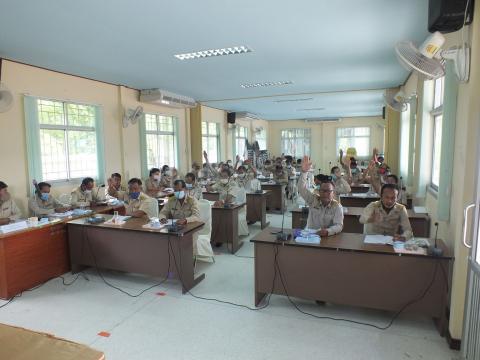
[203,151,208,161]
[236,154,240,162]
[301,155,312,173]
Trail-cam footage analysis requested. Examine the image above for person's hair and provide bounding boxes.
[296,159,302,164]
[81,177,94,186]
[237,165,246,172]
[37,182,51,193]
[0,181,7,190]
[161,165,170,173]
[330,166,340,174]
[174,179,186,188]
[220,168,232,177]
[320,180,335,188]
[149,168,160,176]
[381,183,399,196]
[386,174,399,184]
[275,165,283,171]
[128,178,142,186]
[185,172,196,181]
[111,173,122,179]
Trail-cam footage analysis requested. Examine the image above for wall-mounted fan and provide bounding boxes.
[123,106,143,128]
[0,83,13,113]
[384,90,409,112]
[254,126,264,133]
[395,31,470,82]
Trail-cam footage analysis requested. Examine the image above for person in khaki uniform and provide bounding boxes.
[145,168,164,196]
[208,168,240,206]
[0,181,22,225]
[159,180,200,225]
[122,178,158,218]
[298,157,343,236]
[71,177,102,208]
[273,165,288,185]
[330,166,351,197]
[359,183,413,240]
[106,173,127,200]
[29,182,70,217]
[185,172,203,201]
[234,165,256,189]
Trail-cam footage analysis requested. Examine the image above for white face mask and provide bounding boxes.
[238,173,246,178]
[153,174,161,180]
[220,179,229,185]
[165,170,172,176]
[84,189,92,194]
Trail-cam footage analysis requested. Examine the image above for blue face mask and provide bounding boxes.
[315,185,321,190]
[174,191,185,199]
[130,192,140,200]
[331,174,338,181]
[186,183,193,189]
[40,192,49,201]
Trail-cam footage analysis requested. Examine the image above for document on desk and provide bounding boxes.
[364,235,393,245]
[50,211,74,218]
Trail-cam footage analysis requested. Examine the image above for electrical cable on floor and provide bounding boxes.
[84,227,172,298]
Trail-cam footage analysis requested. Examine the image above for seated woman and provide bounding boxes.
[159,180,200,225]
[29,181,70,217]
[144,168,163,196]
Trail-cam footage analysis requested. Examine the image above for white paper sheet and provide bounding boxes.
[364,235,393,245]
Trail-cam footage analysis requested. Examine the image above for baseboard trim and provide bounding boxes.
[446,329,461,350]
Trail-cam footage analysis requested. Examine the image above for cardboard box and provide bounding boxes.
[0,323,105,360]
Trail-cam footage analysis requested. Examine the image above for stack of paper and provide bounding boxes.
[364,235,393,245]
[295,235,321,244]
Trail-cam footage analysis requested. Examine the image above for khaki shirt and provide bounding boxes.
[144,178,163,193]
[234,171,254,189]
[29,194,66,217]
[123,192,158,218]
[70,187,102,207]
[106,185,127,200]
[159,196,200,223]
[273,171,288,185]
[0,195,22,221]
[359,201,413,239]
[212,180,239,203]
[298,173,343,235]
[186,184,203,201]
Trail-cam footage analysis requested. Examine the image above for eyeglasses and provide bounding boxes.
[318,189,334,193]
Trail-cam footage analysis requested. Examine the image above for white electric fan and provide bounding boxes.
[0,83,13,113]
[384,90,408,112]
[122,106,144,128]
[395,31,470,82]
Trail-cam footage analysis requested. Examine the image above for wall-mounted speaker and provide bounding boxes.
[227,112,236,124]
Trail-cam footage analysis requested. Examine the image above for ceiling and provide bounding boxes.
[0,0,429,120]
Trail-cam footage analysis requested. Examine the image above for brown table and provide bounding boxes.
[67,216,205,293]
[340,194,413,209]
[291,207,430,237]
[350,184,370,193]
[211,203,245,254]
[251,228,451,334]
[261,183,285,214]
[246,191,271,229]
[0,205,120,300]
[202,192,220,202]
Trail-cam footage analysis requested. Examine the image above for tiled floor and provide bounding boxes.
[0,204,461,360]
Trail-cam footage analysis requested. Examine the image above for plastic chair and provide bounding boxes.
[193,199,215,264]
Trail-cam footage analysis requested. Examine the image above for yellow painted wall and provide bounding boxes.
[0,60,191,215]
[398,0,480,339]
[268,116,385,173]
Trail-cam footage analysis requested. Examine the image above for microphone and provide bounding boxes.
[276,190,290,241]
[94,184,105,203]
[429,222,443,257]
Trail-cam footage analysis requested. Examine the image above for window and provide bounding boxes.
[234,126,248,159]
[144,114,178,170]
[281,129,311,157]
[255,128,267,150]
[37,99,99,181]
[431,76,444,190]
[336,127,370,157]
[202,121,220,163]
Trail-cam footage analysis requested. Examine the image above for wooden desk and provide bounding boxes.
[211,203,245,254]
[246,191,271,229]
[341,194,413,209]
[251,228,451,334]
[67,216,205,293]
[350,184,370,193]
[202,192,220,202]
[291,207,431,237]
[261,183,285,214]
[0,205,120,300]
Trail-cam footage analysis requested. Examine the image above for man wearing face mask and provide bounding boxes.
[330,166,351,201]
[145,168,163,196]
[160,165,173,188]
[29,181,70,217]
[159,180,200,225]
[235,165,256,189]
[71,177,101,208]
[359,183,412,240]
[123,178,158,218]
[0,181,22,225]
[106,173,127,200]
[298,157,343,237]
[185,172,203,201]
[208,168,239,206]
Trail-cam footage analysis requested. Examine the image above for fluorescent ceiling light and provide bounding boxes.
[240,80,293,89]
[174,46,252,60]
[274,98,313,103]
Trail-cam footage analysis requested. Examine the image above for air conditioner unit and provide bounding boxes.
[139,89,197,108]
[304,118,339,123]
